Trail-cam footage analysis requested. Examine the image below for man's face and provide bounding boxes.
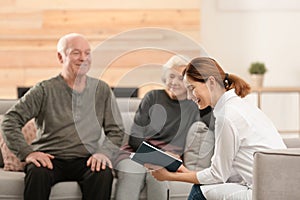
[60,36,91,77]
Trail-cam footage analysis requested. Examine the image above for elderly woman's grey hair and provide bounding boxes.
[161,54,191,83]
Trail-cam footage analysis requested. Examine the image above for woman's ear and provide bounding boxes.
[206,76,217,90]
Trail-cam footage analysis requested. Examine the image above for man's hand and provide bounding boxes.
[87,153,112,172]
[25,152,55,169]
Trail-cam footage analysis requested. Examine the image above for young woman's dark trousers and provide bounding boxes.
[188,184,207,200]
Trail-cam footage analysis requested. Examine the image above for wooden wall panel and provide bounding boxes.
[11,0,200,10]
[1,0,15,7]
[0,87,18,99]
[43,10,199,30]
[0,50,58,68]
[0,69,24,86]
[0,11,42,29]
[0,2,200,98]
[23,68,62,86]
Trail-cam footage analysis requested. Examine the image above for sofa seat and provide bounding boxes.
[3,98,299,200]
[0,168,82,200]
[0,168,190,200]
[0,98,193,200]
[168,182,193,200]
[0,169,143,200]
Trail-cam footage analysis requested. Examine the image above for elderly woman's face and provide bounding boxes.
[165,66,187,100]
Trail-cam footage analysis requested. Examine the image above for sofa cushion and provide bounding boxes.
[0,99,17,115]
[116,98,140,113]
[183,121,215,171]
[0,117,36,171]
[168,181,193,200]
[0,168,82,200]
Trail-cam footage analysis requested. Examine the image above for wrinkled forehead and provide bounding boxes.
[66,36,91,51]
[167,65,186,75]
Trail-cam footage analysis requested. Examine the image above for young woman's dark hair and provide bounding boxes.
[183,57,251,98]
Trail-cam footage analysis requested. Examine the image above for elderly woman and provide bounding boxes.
[114,55,201,200]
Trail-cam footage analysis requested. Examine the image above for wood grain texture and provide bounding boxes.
[0,3,200,98]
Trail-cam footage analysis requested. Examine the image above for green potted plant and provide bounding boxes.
[248,62,267,88]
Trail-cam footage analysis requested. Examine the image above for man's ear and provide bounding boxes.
[57,52,63,64]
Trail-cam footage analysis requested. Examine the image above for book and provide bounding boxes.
[130,141,182,172]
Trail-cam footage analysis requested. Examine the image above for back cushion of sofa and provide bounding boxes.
[120,112,136,144]
[184,121,215,171]
[116,98,140,114]
[0,99,18,115]
[283,138,300,148]
[0,117,36,171]
[97,98,140,146]
[117,98,140,144]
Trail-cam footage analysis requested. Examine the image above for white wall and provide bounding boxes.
[200,0,300,86]
[200,0,300,137]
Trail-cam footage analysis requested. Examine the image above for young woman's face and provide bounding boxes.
[165,66,187,100]
[183,75,211,109]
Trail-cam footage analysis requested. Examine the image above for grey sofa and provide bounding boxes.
[1,98,300,200]
[0,98,193,200]
[253,137,300,200]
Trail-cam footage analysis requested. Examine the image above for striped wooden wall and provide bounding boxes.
[0,0,201,98]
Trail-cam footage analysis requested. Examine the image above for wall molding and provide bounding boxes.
[217,0,300,11]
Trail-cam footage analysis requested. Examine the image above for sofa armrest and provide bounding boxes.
[283,137,300,148]
[253,148,300,200]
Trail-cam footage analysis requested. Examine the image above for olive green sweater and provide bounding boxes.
[1,75,125,161]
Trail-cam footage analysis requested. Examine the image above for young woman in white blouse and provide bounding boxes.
[147,57,286,200]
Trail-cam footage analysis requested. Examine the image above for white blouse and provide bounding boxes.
[196,89,286,186]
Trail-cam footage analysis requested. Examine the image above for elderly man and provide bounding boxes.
[1,33,125,200]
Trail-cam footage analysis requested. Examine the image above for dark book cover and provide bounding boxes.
[130,141,182,172]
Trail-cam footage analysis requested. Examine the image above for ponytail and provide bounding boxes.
[225,73,251,98]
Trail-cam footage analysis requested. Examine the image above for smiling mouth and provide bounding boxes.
[81,63,89,66]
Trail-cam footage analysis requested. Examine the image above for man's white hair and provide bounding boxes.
[56,33,85,54]
[161,54,191,83]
